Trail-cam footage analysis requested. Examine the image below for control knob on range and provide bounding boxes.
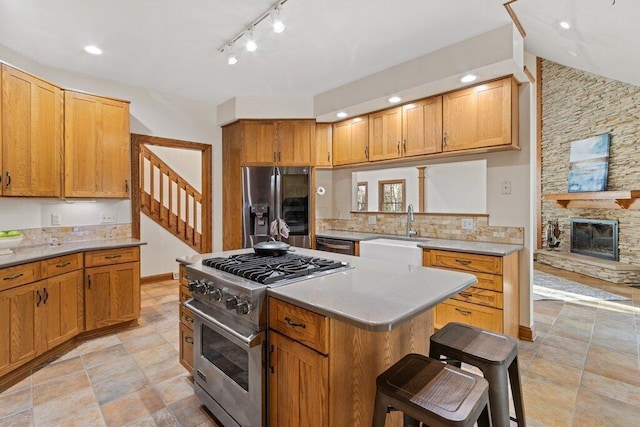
[188,280,206,294]
[225,296,239,310]
[210,288,223,302]
[236,300,252,315]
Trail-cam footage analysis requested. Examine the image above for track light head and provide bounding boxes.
[272,5,285,33]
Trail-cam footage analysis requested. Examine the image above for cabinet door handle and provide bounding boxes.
[125,179,129,193]
[278,152,281,162]
[87,275,92,289]
[284,316,306,329]
[459,291,473,298]
[56,262,71,268]
[443,132,448,147]
[397,141,400,155]
[43,287,49,304]
[455,308,472,316]
[455,259,472,266]
[5,171,11,188]
[3,273,24,281]
[105,254,122,259]
[183,315,193,323]
[327,152,330,162]
[36,290,42,307]
[273,152,276,162]
[185,336,194,344]
[364,146,369,159]
[269,344,275,374]
[403,139,406,152]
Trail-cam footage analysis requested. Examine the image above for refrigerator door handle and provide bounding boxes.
[274,167,282,239]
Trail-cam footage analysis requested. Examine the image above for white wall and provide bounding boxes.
[0,44,221,278]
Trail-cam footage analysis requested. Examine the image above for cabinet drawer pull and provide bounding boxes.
[185,336,194,344]
[455,259,472,266]
[104,254,122,259]
[56,262,71,268]
[183,315,193,323]
[455,308,472,316]
[3,273,23,281]
[459,291,473,298]
[4,171,10,188]
[284,316,306,329]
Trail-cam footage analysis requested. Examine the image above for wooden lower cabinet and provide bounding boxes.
[269,331,328,427]
[179,323,194,373]
[85,261,140,331]
[0,283,38,376]
[424,249,520,337]
[268,297,431,426]
[38,270,83,352]
[178,263,194,374]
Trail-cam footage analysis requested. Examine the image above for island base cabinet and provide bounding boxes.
[269,331,328,427]
[85,261,140,331]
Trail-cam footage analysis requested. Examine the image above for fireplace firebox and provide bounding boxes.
[570,219,618,261]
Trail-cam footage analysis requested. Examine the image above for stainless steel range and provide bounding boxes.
[184,252,349,427]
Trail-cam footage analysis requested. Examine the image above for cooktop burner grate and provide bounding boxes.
[202,253,346,285]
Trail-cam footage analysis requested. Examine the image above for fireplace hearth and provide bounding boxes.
[570,218,618,261]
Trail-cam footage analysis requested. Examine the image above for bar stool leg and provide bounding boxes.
[508,356,526,426]
[403,414,420,427]
[477,403,491,427]
[482,365,511,427]
[372,391,389,427]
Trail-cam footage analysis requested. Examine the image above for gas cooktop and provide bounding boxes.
[201,253,348,285]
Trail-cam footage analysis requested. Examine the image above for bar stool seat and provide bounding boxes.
[429,322,526,427]
[372,353,491,427]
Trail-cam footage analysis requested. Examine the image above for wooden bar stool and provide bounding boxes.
[429,322,526,427]
[372,353,491,427]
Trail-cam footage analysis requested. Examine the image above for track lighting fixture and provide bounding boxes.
[218,0,289,64]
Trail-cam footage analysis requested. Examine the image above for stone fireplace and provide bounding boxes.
[570,218,618,261]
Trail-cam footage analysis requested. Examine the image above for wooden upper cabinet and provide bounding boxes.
[332,116,369,166]
[242,121,276,165]
[276,120,313,166]
[403,96,443,157]
[442,77,518,152]
[1,64,63,197]
[64,91,131,198]
[241,120,314,166]
[314,123,332,167]
[369,107,402,161]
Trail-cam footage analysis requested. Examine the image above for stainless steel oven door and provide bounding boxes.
[186,299,265,427]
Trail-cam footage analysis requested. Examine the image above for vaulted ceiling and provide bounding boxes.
[0,0,636,107]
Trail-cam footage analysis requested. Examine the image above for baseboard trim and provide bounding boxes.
[519,324,536,342]
[141,272,174,284]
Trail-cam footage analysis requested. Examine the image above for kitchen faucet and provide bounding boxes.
[406,204,417,237]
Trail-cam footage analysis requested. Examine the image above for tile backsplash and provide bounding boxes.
[7,224,132,248]
[317,212,524,245]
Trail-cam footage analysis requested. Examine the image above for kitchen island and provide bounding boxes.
[178,247,476,427]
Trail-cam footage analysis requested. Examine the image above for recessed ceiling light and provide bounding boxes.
[84,45,102,55]
[460,74,477,83]
[336,112,348,118]
[388,96,402,104]
[559,21,571,30]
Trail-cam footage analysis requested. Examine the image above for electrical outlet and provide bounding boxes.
[501,181,512,195]
[51,213,61,226]
[172,272,179,280]
[100,213,117,223]
[368,216,377,224]
[461,218,474,230]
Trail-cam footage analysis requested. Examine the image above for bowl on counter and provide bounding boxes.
[0,235,24,255]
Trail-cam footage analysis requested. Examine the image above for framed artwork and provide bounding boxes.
[567,133,611,192]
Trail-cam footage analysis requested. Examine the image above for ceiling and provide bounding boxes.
[0,0,637,109]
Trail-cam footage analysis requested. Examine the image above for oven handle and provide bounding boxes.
[185,299,264,348]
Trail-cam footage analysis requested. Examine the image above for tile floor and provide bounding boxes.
[0,263,638,426]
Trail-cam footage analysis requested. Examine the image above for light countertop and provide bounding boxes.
[179,248,477,332]
[316,230,522,256]
[0,238,146,269]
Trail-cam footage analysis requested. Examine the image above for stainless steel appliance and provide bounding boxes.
[185,252,349,427]
[315,236,356,255]
[242,166,311,249]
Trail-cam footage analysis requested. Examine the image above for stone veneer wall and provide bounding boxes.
[8,224,132,249]
[317,213,524,245]
[541,59,640,269]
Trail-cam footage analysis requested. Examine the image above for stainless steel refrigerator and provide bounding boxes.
[242,166,311,249]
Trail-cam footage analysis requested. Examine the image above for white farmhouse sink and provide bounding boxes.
[358,238,423,266]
